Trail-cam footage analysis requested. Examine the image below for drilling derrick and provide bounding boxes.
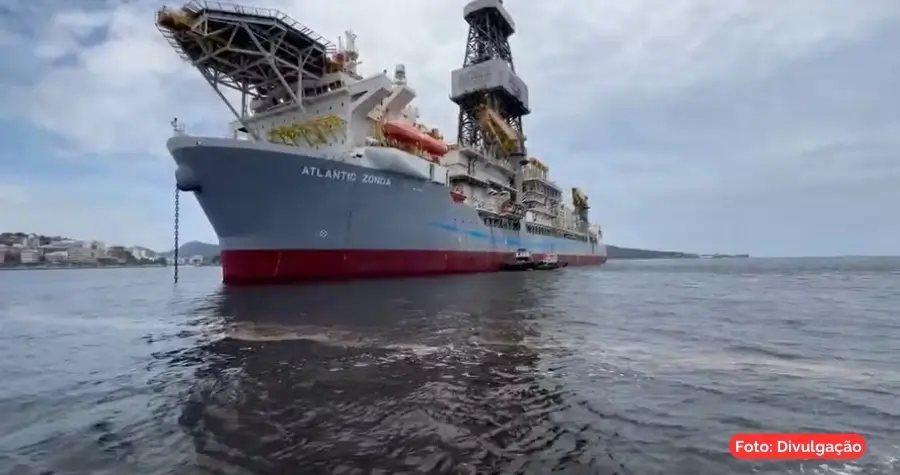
[451,0,529,160]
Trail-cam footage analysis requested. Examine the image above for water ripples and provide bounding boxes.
[1,259,899,474]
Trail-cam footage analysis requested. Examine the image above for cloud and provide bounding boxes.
[1,0,899,255]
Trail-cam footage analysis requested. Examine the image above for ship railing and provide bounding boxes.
[446,163,468,176]
[522,191,545,203]
[523,169,546,180]
[488,157,514,172]
[169,118,189,136]
[542,221,590,239]
[458,145,514,173]
[528,219,555,229]
[552,218,574,229]
[154,14,191,61]
[189,0,337,53]
[458,145,485,160]
[522,170,558,184]
[472,199,504,214]
[528,205,555,215]
[488,178,516,192]
[471,199,496,212]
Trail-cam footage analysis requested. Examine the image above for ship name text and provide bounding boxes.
[301,166,391,186]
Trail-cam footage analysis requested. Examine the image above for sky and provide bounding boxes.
[1,0,899,257]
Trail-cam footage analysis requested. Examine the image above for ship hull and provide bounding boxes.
[169,137,607,285]
[221,249,606,284]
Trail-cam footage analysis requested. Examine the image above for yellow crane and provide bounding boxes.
[477,105,521,155]
[572,187,589,209]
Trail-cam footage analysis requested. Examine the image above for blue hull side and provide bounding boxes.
[169,137,606,283]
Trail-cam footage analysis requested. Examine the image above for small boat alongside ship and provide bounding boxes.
[500,251,565,272]
[501,249,535,271]
[535,253,563,270]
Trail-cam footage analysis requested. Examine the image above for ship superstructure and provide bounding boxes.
[156,0,605,284]
[156,2,446,169]
[442,0,599,245]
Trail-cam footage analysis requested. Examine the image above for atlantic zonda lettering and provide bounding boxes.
[301,166,391,186]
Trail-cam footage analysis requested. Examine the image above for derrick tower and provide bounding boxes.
[450,0,529,156]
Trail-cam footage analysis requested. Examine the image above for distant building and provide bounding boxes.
[40,243,66,253]
[90,242,108,258]
[67,246,96,263]
[189,255,204,266]
[24,234,40,248]
[129,247,150,260]
[20,249,41,264]
[45,251,68,263]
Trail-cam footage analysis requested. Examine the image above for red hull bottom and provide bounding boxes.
[221,249,607,285]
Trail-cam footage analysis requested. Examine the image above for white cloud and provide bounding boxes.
[33,8,115,60]
[13,0,898,154]
[2,0,899,254]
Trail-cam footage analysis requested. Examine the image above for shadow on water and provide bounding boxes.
[170,273,629,474]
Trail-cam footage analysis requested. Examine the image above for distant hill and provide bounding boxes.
[157,241,698,260]
[161,241,220,258]
[606,245,698,259]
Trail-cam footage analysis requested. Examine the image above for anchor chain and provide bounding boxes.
[173,185,180,283]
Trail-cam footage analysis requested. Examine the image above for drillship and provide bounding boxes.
[156,0,607,285]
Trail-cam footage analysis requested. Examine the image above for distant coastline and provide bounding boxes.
[0,263,165,271]
[0,263,220,271]
[3,232,750,265]
[1,232,221,269]
[606,245,749,260]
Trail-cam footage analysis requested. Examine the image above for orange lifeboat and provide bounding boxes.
[382,121,449,157]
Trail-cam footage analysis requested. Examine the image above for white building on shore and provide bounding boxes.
[20,249,41,264]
